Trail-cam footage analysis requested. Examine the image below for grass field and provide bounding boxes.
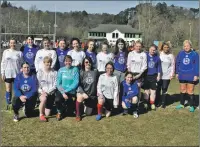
[1,77,199,146]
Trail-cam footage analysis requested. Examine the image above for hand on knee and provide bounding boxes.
[45,109,51,116]
[132,96,138,104]
[98,97,104,105]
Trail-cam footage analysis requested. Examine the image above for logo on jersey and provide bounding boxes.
[118,57,125,64]
[58,55,65,63]
[148,60,155,68]
[85,76,94,84]
[48,53,52,57]
[24,80,27,83]
[140,56,143,59]
[21,84,30,92]
[131,60,135,63]
[183,57,190,65]
[26,52,34,59]
[39,56,43,60]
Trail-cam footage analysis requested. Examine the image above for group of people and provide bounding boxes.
[1,35,199,122]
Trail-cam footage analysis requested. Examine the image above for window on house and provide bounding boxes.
[135,34,139,38]
[104,33,106,37]
[116,33,119,38]
[112,33,115,38]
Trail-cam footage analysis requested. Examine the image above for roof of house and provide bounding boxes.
[89,24,142,34]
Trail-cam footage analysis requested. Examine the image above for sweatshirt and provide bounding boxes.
[1,49,23,78]
[55,47,70,70]
[114,51,127,72]
[77,69,98,98]
[14,72,37,99]
[146,52,161,75]
[97,73,119,106]
[37,69,57,94]
[67,49,86,66]
[176,50,199,81]
[20,44,39,71]
[127,50,147,75]
[96,52,114,72]
[56,66,79,94]
[159,51,175,80]
[34,49,57,72]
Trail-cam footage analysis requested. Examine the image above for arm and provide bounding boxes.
[64,67,79,93]
[51,50,57,69]
[194,52,199,77]
[76,71,85,94]
[13,75,23,97]
[1,50,6,76]
[97,75,103,96]
[140,53,147,75]
[34,51,40,72]
[47,71,57,94]
[25,76,37,99]
[170,54,175,77]
[175,52,181,75]
[36,70,43,93]
[19,51,24,66]
[157,57,161,80]
[127,53,131,71]
[113,76,119,107]
[56,69,65,94]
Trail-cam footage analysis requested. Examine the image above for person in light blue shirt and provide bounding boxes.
[55,55,79,121]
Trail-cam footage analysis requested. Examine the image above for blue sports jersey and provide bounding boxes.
[146,52,161,75]
[22,44,39,70]
[56,48,70,70]
[176,50,199,81]
[121,80,139,108]
[114,51,127,72]
[85,50,97,66]
[14,72,37,99]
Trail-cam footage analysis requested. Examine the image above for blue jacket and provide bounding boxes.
[14,72,37,99]
[176,50,199,81]
[146,52,161,75]
[114,52,127,72]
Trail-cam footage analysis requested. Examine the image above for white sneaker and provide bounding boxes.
[197,106,199,110]
[13,114,19,122]
[105,110,111,117]
[133,111,139,118]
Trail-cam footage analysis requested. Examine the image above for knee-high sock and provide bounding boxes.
[180,93,185,105]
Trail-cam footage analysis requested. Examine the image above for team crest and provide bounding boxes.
[140,56,143,59]
[24,80,27,83]
[183,58,190,65]
[148,61,155,68]
[118,57,125,64]
[85,76,94,84]
[58,55,65,63]
[26,52,34,59]
[21,84,30,92]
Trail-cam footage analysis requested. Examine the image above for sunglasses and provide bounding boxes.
[85,61,90,64]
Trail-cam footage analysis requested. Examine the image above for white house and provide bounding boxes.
[88,24,142,46]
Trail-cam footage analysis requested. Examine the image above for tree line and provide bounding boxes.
[1,0,199,49]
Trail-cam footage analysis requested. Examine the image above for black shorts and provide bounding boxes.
[39,93,55,109]
[143,74,157,90]
[179,80,197,85]
[4,78,15,83]
[84,97,97,108]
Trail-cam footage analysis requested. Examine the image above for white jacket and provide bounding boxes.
[67,50,86,66]
[34,49,57,72]
[1,49,23,78]
[96,52,114,72]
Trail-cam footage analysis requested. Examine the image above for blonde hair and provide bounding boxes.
[183,40,192,48]
[43,56,52,63]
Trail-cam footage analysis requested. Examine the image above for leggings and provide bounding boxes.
[156,80,170,104]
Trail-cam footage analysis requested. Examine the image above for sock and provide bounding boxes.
[161,94,167,105]
[5,91,11,104]
[131,103,137,112]
[76,101,81,116]
[97,103,102,115]
[180,93,185,105]
[150,100,154,105]
[57,109,61,114]
[188,94,194,107]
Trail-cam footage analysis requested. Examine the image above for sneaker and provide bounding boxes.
[151,104,156,110]
[13,114,19,122]
[122,109,128,115]
[76,116,81,122]
[161,104,166,109]
[133,111,139,118]
[144,103,148,110]
[197,106,199,110]
[40,115,47,122]
[105,110,111,117]
[56,113,62,121]
[96,114,102,121]
[189,106,195,112]
[176,104,184,110]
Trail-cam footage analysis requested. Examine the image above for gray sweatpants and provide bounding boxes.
[114,70,125,83]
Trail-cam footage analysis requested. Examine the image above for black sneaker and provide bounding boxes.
[13,114,19,122]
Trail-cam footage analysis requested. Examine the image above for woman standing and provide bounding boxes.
[113,38,128,83]
[127,41,147,105]
[55,38,70,70]
[156,42,175,108]
[12,62,37,122]
[175,40,199,112]
[67,38,86,68]
[20,35,39,74]
[1,38,23,106]
[143,45,161,110]
[120,72,139,118]
[55,55,79,121]
[96,42,114,75]
[84,39,97,68]
[76,57,99,121]
[37,56,57,122]
[34,37,57,72]
[96,62,119,121]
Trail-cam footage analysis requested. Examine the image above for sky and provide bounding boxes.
[9,1,199,15]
